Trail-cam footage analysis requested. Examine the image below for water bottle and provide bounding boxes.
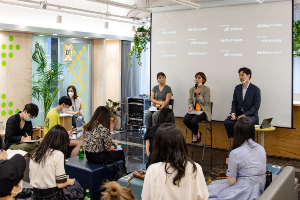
[79,145,84,158]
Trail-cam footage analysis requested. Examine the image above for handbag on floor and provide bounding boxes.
[127,171,146,188]
[265,170,272,190]
[104,161,127,182]
[62,179,85,200]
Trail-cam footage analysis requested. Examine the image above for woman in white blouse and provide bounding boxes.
[29,125,75,200]
[66,85,85,127]
[142,123,209,200]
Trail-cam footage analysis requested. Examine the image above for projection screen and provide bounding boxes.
[151,1,293,128]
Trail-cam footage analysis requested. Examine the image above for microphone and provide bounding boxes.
[194,84,198,97]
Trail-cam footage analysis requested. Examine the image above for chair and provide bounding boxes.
[169,99,174,111]
[184,102,213,165]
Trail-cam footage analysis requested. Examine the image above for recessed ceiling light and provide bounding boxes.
[53,34,57,35]
[39,35,44,36]
[84,37,89,38]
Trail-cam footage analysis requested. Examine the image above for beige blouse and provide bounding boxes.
[142,161,209,200]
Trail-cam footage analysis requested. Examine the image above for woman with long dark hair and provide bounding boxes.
[144,108,175,164]
[29,125,75,200]
[83,106,124,164]
[208,117,266,200]
[142,123,208,200]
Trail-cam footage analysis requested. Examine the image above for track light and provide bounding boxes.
[56,15,62,23]
[40,1,47,9]
[169,0,200,9]
[104,22,109,29]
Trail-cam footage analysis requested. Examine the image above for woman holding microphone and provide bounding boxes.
[183,72,211,143]
[145,72,172,130]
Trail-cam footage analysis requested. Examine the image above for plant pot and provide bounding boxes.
[110,118,115,132]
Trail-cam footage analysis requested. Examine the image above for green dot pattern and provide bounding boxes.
[16,45,20,50]
[2,44,6,50]
[9,53,13,58]
[1,52,6,58]
[1,94,6,99]
[8,101,13,107]
[15,109,20,114]
[1,111,6,116]
[9,44,13,50]
[1,102,6,108]
[2,61,6,66]
[9,36,13,42]
[8,110,13,115]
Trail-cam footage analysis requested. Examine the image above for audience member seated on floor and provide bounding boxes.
[144,107,175,168]
[145,72,173,130]
[183,72,212,143]
[44,96,82,157]
[0,154,26,200]
[83,106,125,164]
[142,123,209,200]
[29,125,75,200]
[4,103,39,155]
[208,117,266,200]
[65,85,85,127]
[0,150,7,161]
[101,181,135,200]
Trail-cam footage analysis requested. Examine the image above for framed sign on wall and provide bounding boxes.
[64,42,73,61]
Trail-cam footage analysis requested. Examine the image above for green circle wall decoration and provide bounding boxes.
[1,111,6,116]
[1,94,6,99]
[8,110,13,115]
[8,101,13,107]
[9,53,13,58]
[1,44,6,50]
[1,102,6,108]
[9,44,13,50]
[15,109,20,114]
[9,36,13,42]
[2,61,6,66]
[1,52,6,58]
[16,45,20,50]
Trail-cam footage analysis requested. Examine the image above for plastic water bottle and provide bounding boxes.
[84,189,90,200]
[79,145,84,158]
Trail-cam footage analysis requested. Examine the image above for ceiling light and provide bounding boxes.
[104,22,109,29]
[169,0,201,9]
[40,1,47,9]
[39,35,44,36]
[53,34,57,35]
[84,37,89,38]
[56,15,62,23]
[255,0,263,3]
[132,25,136,32]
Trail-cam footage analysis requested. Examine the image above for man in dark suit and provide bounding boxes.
[224,67,261,138]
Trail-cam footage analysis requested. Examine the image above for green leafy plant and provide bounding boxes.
[294,20,300,57]
[129,26,151,67]
[32,42,67,121]
[106,99,123,118]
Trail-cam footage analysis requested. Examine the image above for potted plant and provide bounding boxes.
[129,26,151,67]
[106,99,123,132]
[32,42,68,121]
[294,20,300,57]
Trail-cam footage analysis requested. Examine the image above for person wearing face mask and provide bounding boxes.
[224,67,261,138]
[0,154,26,200]
[65,85,85,128]
[4,103,39,155]
[44,96,83,157]
[183,72,211,143]
[145,72,173,129]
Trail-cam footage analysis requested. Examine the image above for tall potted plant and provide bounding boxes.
[129,26,151,67]
[294,20,300,57]
[32,42,67,121]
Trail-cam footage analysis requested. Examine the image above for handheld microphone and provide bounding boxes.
[194,84,198,97]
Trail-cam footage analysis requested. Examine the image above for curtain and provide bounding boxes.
[121,41,150,128]
[294,13,300,93]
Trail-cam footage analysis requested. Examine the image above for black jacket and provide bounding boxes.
[4,112,33,150]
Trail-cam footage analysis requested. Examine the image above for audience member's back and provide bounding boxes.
[101,181,134,200]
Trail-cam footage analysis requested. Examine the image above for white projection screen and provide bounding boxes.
[151,1,293,128]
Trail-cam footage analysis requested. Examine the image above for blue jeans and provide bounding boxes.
[32,187,65,200]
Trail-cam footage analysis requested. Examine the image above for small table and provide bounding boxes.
[255,126,276,147]
[33,127,42,138]
[59,115,72,131]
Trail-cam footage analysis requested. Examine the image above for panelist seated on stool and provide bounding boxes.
[183,72,211,143]
[224,67,261,139]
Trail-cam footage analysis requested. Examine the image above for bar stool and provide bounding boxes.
[184,102,213,164]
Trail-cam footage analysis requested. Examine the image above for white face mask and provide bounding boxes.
[241,80,247,84]
[68,92,74,97]
[63,107,69,113]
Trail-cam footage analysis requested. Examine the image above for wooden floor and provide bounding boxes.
[176,106,300,160]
